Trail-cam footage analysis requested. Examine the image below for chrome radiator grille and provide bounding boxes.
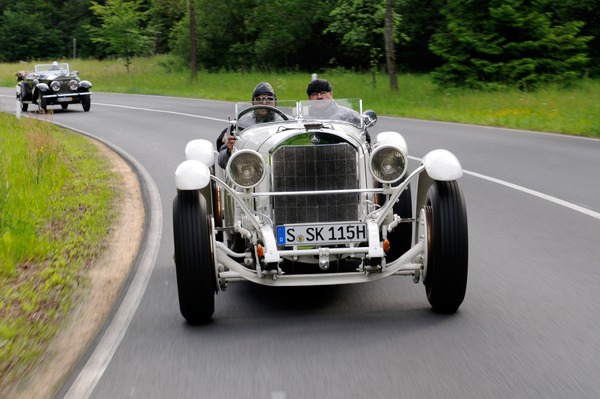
[272,143,358,225]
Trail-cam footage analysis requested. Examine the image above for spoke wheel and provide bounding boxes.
[173,190,216,324]
[423,180,468,313]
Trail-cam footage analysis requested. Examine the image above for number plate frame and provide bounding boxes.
[276,222,367,246]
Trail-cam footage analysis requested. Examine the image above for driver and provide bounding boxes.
[217,81,282,169]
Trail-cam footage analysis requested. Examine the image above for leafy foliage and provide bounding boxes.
[429,0,592,89]
[0,9,63,62]
[0,0,100,62]
[0,0,597,84]
[88,0,155,71]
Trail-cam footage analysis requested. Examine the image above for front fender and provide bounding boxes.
[79,80,92,89]
[36,83,50,93]
[412,149,463,244]
[175,160,211,190]
[185,139,215,167]
[421,149,462,181]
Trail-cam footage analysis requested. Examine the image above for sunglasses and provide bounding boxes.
[253,96,275,102]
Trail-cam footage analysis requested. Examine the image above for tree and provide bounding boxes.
[88,0,156,71]
[0,9,63,62]
[149,0,187,54]
[326,0,404,88]
[249,0,324,70]
[549,0,600,77]
[429,0,592,89]
[395,0,446,72]
[0,0,100,62]
[384,0,398,90]
[189,0,197,81]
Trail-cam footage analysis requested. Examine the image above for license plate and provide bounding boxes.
[276,222,367,246]
[57,97,72,102]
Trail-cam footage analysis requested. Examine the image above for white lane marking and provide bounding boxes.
[409,155,600,220]
[58,127,163,399]
[94,102,228,122]
[464,170,600,220]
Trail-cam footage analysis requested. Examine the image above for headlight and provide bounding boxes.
[370,145,407,184]
[50,81,61,91]
[227,150,265,188]
[69,80,79,90]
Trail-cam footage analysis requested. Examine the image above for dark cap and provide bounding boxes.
[252,82,276,101]
[306,79,332,96]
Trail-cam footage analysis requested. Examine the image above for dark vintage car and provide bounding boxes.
[15,62,92,113]
[173,99,469,323]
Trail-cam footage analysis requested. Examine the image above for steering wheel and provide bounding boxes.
[236,105,290,122]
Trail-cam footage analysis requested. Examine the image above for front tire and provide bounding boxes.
[423,180,468,313]
[18,83,28,111]
[39,94,47,113]
[173,190,216,324]
[81,94,91,112]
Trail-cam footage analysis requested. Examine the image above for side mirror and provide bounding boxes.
[363,110,378,128]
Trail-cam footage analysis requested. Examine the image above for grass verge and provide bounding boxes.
[2,56,598,136]
[0,113,119,392]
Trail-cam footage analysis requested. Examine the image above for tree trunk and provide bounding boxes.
[385,0,398,91]
[189,0,197,82]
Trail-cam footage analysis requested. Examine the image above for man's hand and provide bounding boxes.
[227,135,236,153]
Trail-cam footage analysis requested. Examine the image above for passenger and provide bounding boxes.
[305,79,361,126]
[306,78,369,142]
[217,82,282,169]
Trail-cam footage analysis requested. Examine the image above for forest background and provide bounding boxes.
[0,0,598,91]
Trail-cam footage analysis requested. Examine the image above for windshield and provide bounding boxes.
[35,63,70,76]
[234,98,363,129]
[298,98,363,127]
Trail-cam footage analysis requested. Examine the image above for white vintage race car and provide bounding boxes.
[173,98,468,323]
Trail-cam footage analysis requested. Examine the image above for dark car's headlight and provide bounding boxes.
[370,145,407,184]
[227,150,266,188]
[50,81,61,91]
[69,80,79,90]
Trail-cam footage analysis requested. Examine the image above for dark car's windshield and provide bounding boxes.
[35,63,70,76]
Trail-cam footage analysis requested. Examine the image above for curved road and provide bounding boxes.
[1,90,599,399]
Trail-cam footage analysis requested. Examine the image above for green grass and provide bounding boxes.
[0,113,119,390]
[2,55,598,136]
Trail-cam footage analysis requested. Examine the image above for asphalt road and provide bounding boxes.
[1,89,599,399]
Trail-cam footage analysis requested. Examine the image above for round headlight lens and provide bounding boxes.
[69,80,79,90]
[227,150,265,188]
[50,81,61,91]
[370,145,407,184]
